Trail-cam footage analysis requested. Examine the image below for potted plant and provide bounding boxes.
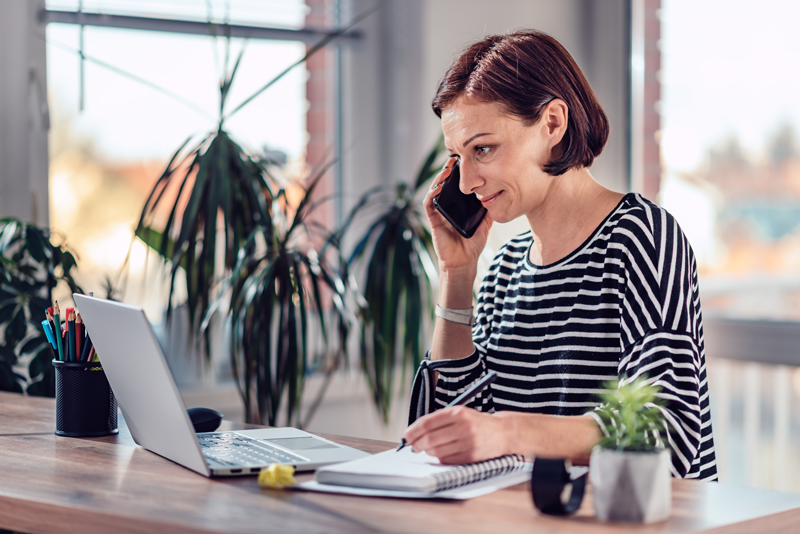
[589,377,671,523]
[0,218,82,396]
[216,163,355,427]
[346,137,446,422]
[132,12,373,349]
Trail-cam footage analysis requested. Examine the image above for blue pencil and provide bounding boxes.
[79,335,92,362]
[41,320,58,360]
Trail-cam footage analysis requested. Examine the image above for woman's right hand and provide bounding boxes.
[423,157,493,274]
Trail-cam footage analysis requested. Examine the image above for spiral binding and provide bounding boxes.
[431,454,526,492]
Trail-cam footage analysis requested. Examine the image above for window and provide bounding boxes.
[46,1,309,320]
[661,0,800,321]
[661,0,800,490]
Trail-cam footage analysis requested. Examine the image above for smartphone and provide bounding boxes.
[432,160,487,239]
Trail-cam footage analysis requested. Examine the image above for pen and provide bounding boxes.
[396,370,498,452]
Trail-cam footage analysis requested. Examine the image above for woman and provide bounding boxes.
[402,30,716,480]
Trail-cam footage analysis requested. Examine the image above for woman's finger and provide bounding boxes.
[423,157,457,203]
[408,419,464,454]
[404,406,474,448]
[436,156,457,186]
[403,409,452,444]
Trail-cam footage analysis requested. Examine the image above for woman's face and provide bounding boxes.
[441,97,560,224]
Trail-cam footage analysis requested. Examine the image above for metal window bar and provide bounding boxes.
[39,9,361,45]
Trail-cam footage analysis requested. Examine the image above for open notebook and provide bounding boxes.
[301,447,529,498]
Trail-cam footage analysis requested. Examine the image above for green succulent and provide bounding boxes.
[594,376,667,452]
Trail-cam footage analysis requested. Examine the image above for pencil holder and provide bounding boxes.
[54,360,118,437]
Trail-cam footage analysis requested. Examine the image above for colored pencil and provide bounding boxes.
[80,335,92,363]
[41,320,58,360]
[54,302,64,362]
[75,313,83,363]
[45,310,57,342]
[67,311,76,363]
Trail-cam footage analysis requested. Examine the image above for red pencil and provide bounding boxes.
[75,313,83,362]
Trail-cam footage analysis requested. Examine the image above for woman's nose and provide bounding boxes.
[459,161,483,194]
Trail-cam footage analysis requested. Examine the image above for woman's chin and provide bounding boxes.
[486,209,517,225]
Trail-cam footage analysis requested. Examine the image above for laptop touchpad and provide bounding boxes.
[265,437,340,451]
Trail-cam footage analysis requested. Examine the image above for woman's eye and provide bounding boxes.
[476,146,491,157]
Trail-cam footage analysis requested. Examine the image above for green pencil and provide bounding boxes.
[54,301,64,362]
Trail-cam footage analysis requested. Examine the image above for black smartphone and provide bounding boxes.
[432,160,487,239]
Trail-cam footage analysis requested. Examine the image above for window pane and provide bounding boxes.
[661,0,800,321]
[47,22,307,319]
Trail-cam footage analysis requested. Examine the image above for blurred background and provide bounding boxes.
[2,0,800,491]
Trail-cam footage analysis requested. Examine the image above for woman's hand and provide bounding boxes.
[423,157,493,274]
[402,406,511,465]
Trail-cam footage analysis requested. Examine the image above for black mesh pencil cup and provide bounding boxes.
[54,360,118,437]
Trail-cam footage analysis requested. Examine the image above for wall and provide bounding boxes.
[0,0,50,225]
[340,0,631,222]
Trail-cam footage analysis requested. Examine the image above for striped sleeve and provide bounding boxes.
[407,351,495,425]
[407,241,509,424]
[596,202,716,479]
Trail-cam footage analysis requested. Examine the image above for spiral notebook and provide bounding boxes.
[307,447,528,496]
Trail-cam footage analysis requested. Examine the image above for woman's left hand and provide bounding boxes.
[402,406,512,464]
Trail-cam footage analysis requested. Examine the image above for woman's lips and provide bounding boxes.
[480,191,502,208]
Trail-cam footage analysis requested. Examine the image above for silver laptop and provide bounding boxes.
[73,294,368,477]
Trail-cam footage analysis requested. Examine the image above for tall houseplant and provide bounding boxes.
[347,137,447,422]
[132,14,370,344]
[132,11,376,423]
[590,377,671,523]
[0,218,82,396]
[218,164,354,426]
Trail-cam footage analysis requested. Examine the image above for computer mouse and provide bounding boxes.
[187,407,223,433]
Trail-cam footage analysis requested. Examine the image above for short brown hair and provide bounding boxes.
[432,30,609,176]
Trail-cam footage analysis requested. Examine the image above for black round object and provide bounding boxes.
[187,407,223,433]
[54,360,118,437]
[531,457,587,516]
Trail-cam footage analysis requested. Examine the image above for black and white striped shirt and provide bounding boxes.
[409,193,717,480]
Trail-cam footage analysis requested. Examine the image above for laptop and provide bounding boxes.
[73,294,368,477]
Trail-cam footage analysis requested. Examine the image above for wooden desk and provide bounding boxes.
[2,391,800,534]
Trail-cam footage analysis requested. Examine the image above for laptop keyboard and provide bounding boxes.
[198,432,305,468]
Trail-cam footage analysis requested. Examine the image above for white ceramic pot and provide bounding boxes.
[589,447,671,523]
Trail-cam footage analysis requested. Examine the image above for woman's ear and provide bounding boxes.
[542,99,569,148]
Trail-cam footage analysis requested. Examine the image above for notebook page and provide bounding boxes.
[317,447,450,478]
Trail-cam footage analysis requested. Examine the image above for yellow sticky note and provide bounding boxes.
[258,463,296,489]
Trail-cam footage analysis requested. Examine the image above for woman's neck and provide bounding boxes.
[526,168,624,266]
